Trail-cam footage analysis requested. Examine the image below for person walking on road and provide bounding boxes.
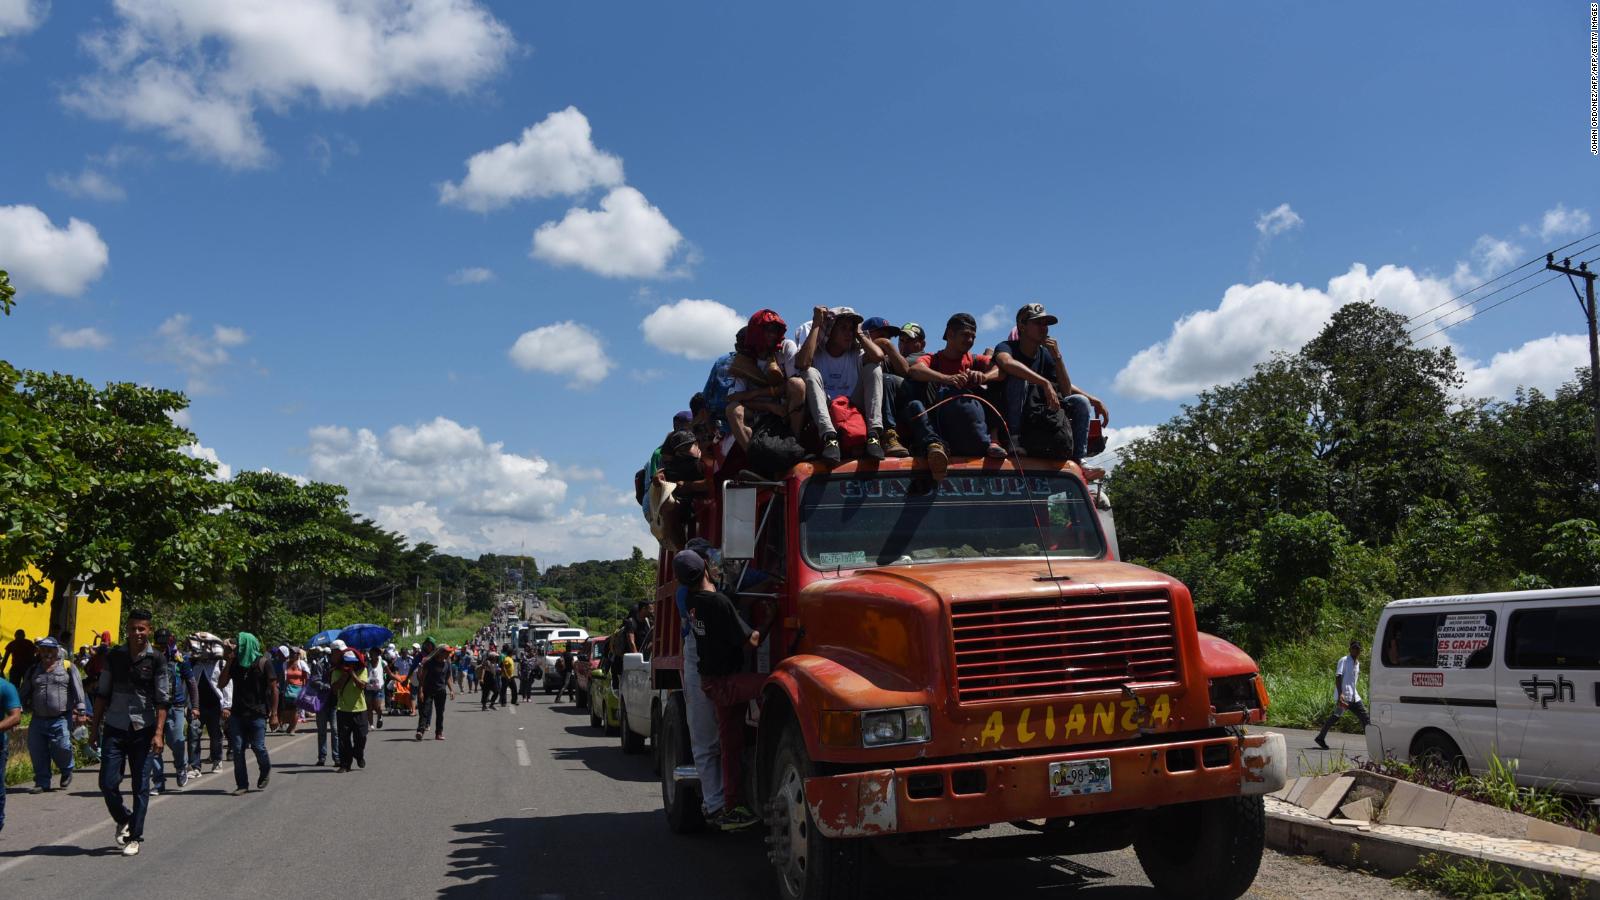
[311,644,342,767]
[415,645,455,740]
[0,672,22,835]
[1314,639,1370,749]
[279,647,309,735]
[145,630,192,794]
[90,609,173,856]
[332,649,369,772]
[499,646,517,707]
[217,632,278,795]
[478,651,500,710]
[195,647,231,774]
[19,636,87,793]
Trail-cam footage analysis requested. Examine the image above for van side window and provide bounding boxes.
[1379,610,1497,669]
[1506,606,1600,670]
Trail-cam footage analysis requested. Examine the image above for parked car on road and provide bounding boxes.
[588,662,620,735]
[1366,586,1600,795]
[574,636,608,708]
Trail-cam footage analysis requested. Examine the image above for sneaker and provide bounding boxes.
[29,785,48,794]
[356,757,365,769]
[986,442,1008,460]
[1313,737,1329,750]
[232,787,249,796]
[316,757,327,767]
[883,428,911,458]
[150,784,165,796]
[414,732,424,741]
[122,840,141,857]
[713,805,760,832]
[256,772,270,790]
[60,771,72,789]
[175,776,188,790]
[435,734,445,741]
[207,762,220,775]
[864,432,886,461]
[116,823,132,847]
[820,434,842,465]
[926,443,950,481]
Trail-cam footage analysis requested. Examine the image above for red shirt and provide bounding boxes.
[917,352,974,376]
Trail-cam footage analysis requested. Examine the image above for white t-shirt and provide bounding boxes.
[812,347,862,400]
[1335,655,1361,704]
[729,340,800,393]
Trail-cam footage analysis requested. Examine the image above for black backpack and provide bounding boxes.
[746,414,807,479]
[1019,390,1075,459]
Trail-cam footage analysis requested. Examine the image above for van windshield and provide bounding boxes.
[799,472,1103,570]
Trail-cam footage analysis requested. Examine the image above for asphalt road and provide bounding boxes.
[0,697,1420,899]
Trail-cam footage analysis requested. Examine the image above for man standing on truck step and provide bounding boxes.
[676,549,763,832]
[1314,639,1370,749]
[677,539,725,824]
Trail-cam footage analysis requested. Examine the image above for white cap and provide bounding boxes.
[331,639,347,651]
[411,643,421,650]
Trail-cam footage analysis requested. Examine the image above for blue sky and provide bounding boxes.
[2,2,1596,564]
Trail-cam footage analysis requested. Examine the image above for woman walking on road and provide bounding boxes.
[478,652,500,710]
[280,647,309,735]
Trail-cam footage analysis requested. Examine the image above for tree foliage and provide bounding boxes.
[1111,302,1599,654]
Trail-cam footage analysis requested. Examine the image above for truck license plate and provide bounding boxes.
[1049,758,1112,797]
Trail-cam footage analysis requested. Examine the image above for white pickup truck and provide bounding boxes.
[618,652,656,757]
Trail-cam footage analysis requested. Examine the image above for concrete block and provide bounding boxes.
[1381,779,1453,829]
[1339,797,1375,823]
[1307,775,1355,819]
[1444,795,1530,840]
[1526,818,1591,848]
[1269,777,1297,801]
[1291,773,1339,811]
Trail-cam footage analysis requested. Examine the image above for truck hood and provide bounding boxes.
[806,558,1179,605]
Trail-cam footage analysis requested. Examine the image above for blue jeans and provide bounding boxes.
[902,388,991,456]
[28,714,75,789]
[146,703,188,789]
[99,724,155,841]
[998,380,1093,460]
[316,704,340,765]
[227,715,270,789]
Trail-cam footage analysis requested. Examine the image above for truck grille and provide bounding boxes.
[949,590,1181,702]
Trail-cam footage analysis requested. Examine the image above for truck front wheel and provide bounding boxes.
[767,724,861,900]
[1133,795,1264,900]
[659,693,704,833]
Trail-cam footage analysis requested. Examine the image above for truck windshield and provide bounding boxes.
[799,472,1104,569]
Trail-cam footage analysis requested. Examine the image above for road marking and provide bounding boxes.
[515,739,531,766]
[0,731,313,876]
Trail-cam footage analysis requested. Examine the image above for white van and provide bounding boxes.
[1366,586,1600,796]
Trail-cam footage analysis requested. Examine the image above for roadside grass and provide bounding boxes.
[1261,636,1369,733]
[1398,853,1579,900]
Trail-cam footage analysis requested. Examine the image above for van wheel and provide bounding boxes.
[621,697,646,754]
[768,723,862,900]
[660,693,705,833]
[1411,731,1467,776]
[1133,796,1265,900]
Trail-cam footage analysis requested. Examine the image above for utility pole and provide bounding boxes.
[1546,254,1600,487]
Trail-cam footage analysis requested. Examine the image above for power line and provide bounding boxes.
[1406,237,1600,337]
[1409,254,1600,344]
[1403,227,1600,325]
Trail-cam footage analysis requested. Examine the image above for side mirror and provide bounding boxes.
[722,483,759,559]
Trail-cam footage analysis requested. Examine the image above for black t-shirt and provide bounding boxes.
[994,340,1061,387]
[229,657,278,720]
[419,656,451,694]
[686,590,752,678]
[663,453,701,485]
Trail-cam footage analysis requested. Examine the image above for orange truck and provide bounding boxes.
[647,455,1286,900]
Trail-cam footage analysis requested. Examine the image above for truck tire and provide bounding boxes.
[768,723,862,900]
[1133,795,1265,900]
[659,693,705,833]
[621,697,647,754]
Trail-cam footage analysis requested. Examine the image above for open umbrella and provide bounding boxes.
[304,628,342,650]
[336,623,393,651]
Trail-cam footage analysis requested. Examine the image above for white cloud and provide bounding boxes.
[155,314,248,393]
[180,441,232,480]
[439,107,624,212]
[1461,334,1590,400]
[64,0,515,168]
[977,304,1008,333]
[48,325,111,350]
[1084,424,1157,472]
[0,0,47,37]
[550,463,604,482]
[508,321,613,387]
[168,407,193,428]
[1114,263,1459,400]
[639,298,742,360]
[531,186,685,279]
[47,168,126,202]
[0,205,110,296]
[1471,235,1521,278]
[1539,204,1592,242]
[447,266,494,285]
[1255,203,1303,237]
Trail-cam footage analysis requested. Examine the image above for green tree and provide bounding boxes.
[0,270,15,317]
[1534,519,1600,587]
[15,371,239,639]
[225,471,376,633]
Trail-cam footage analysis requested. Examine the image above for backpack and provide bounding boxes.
[1019,390,1075,459]
[634,467,648,505]
[828,395,868,452]
[746,414,807,479]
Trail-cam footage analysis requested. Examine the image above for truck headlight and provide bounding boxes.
[1209,675,1261,714]
[861,707,931,747]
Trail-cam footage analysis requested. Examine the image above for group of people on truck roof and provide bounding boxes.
[636,301,1111,551]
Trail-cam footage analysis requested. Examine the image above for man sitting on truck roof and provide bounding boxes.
[675,548,762,832]
[991,302,1109,475]
[795,305,887,465]
[901,312,1007,478]
[724,310,807,451]
[862,316,913,458]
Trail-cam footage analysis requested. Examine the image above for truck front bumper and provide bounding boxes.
[803,731,1286,839]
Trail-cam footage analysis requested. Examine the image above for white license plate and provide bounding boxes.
[1049,758,1112,797]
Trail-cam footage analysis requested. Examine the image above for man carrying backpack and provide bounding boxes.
[90,609,173,856]
[18,636,86,793]
[992,303,1108,473]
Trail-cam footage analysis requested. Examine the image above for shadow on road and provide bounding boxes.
[438,810,1162,899]
[548,744,655,783]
